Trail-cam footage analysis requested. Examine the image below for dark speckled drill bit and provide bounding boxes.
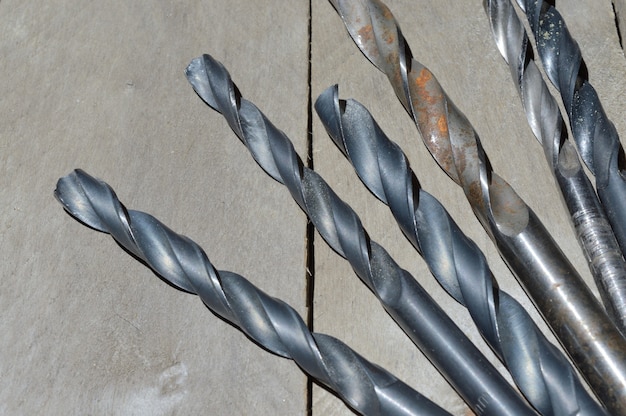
[485,0,626,333]
[514,0,626,261]
[328,0,626,413]
[315,84,607,416]
[54,169,452,416]
[185,53,537,416]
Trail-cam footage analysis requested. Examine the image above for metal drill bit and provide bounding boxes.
[54,169,452,416]
[328,0,626,413]
[185,53,538,416]
[514,0,626,260]
[315,84,607,416]
[485,0,626,333]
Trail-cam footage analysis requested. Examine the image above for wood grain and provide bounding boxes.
[1,0,625,414]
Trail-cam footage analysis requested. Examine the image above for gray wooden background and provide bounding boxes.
[2,0,625,414]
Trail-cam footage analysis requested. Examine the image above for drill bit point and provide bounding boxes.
[55,169,454,416]
[316,84,608,416]
[330,0,626,413]
[186,52,537,416]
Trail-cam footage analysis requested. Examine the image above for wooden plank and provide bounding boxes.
[2,0,626,414]
[0,0,309,414]
[310,0,626,414]
[616,0,626,48]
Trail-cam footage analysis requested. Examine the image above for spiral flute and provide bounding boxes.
[315,84,606,416]
[54,169,452,416]
[485,0,626,333]
[329,0,626,413]
[185,53,537,416]
[514,0,626,260]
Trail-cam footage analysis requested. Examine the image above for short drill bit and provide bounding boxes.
[54,169,452,416]
[315,84,607,416]
[328,0,626,413]
[514,0,626,260]
[485,0,626,333]
[185,53,538,416]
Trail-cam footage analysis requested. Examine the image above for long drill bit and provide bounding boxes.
[485,0,626,332]
[314,84,607,416]
[328,0,626,413]
[54,169,453,416]
[514,0,626,260]
[185,53,538,416]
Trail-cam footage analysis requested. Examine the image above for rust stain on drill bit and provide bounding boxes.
[409,67,457,180]
[437,114,448,135]
[182,53,543,416]
[334,0,626,413]
[357,24,374,43]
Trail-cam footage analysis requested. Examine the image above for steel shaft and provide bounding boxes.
[484,0,626,333]
[328,0,626,413]
[315,84,607,415]
[185,53,537,416]
[54,169,452,416]
[514,0,626,263]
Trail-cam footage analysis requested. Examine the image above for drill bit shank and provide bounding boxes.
[485,0,626,333]
[185,53,537,416]
[54,169,452,416]
[328,0,626,413]
[315,84,607,415]
[514,0,626,262]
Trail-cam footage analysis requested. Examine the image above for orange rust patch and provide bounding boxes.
[437,114,448,135]
[357,24,374,43]
[414,67,432,88]
[383,31,395,44]
[382,6,393,20]
[412,68,442,106]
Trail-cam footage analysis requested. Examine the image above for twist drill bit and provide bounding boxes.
[328,0,626,413]
[514,0,626,259]
[54,169,452,416]
[485,0,626,333]
[185,53,538,416]
[315,84,607,416]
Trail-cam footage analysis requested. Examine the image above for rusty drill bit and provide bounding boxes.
[185,53,538,416]
[54,169,453,416]
[315,84,607,416]
[328,0,626,413]
[514,0,626,261]
[485,0,626,333]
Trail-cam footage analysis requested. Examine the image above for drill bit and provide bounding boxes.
[328,0,626,413]
[514,0,626,260]
[315,84,607,416]
[54,169,453,416]
[485,0,626,333]
[185,53,538,416]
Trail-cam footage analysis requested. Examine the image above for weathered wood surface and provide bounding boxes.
[1,0,625,414]
[0,1,309,414]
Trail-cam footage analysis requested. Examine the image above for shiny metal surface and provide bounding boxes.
[485,0,626,333]
[328,0,626,414]
[185,53,538,416]
[54,169,452,416]
[315,84,607,416]
[514,0,626,265]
